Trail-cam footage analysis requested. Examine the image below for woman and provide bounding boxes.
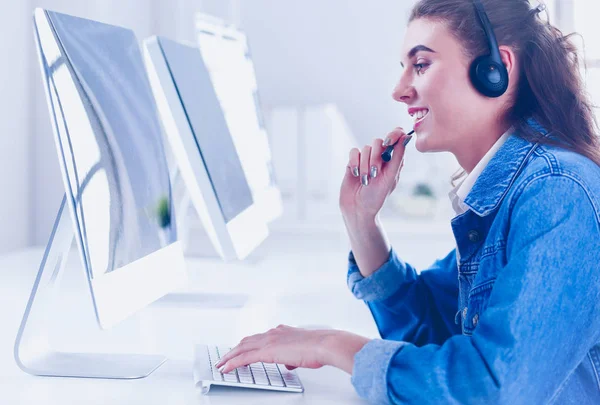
[216,0,600,403]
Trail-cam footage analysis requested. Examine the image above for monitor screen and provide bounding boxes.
[158,37,254,224]
[37,11,177,278]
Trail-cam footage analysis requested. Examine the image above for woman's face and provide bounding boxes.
[393,18,503,154]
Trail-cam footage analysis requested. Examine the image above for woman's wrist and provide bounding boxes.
[343,213,381,241]
[319,330,371,374]
[343,214,391,276]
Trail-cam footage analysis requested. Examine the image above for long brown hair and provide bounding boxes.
[408,0,600,186]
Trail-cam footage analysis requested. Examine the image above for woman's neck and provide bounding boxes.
[454,123,512,174]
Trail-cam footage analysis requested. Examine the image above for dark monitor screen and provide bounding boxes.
[158,37,254,223]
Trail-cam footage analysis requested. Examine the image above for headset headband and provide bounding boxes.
[472,0,502,63]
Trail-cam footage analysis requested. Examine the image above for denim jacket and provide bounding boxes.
[347,119,600,404]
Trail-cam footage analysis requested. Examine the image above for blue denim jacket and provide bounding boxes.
[347,119,600,404]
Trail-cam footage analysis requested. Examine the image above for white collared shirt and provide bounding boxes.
[448,128,513,216]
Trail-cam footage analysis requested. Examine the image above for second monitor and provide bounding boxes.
[144,36,269,261]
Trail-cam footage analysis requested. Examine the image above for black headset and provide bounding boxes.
[470,0,509,97]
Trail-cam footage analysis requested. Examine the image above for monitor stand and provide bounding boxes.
[14,195,167,379]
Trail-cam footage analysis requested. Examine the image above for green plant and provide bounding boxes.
[412,182,435,199]
[156,196,171,228]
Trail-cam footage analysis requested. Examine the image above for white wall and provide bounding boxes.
[0,0,31,253]
[239,0,415,142]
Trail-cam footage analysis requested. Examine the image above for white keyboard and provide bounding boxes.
[193,344,304,394]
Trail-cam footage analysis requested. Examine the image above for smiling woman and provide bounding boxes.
[218,1,600,404]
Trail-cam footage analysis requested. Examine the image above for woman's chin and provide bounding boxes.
[414,133,449,153]
[413,132,428,152]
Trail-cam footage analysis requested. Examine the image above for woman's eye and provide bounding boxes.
[413,63,429,74]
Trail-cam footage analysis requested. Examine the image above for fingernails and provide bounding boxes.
[218,365,225,373]
[382,138,391,147]
[352,166,359,177]
[215,360,222,368]
[361,174,369,186]
[370,166,378,178]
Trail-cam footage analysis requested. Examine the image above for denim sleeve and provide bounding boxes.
[347,247,460,346]
[351,175,600,404]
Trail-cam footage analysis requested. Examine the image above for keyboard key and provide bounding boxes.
[265,367,281,377]
[254,378,270,386]
[250,364,267,377]
[238,373,254,384]
[208,346,220,362]
[269,377,285,387]
[267,373,284,385]
[223,371,238,383]
[281,372,299,382]
[283,380,302,388]
[223,374,239,382]
[278,366,302,388]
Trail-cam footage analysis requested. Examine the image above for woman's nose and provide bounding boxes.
[392,80,415,104]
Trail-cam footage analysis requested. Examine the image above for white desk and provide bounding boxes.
[0,226,454,404]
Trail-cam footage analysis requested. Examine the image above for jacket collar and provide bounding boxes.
[463,118,549,217]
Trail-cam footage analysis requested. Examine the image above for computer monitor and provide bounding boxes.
[143,36,269,261]
[32,9,187,330]
[194,14,283,223]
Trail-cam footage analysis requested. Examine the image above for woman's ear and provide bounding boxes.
[498,45,517,80]
[498,45,519,96]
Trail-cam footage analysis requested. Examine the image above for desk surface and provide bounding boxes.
[0,228,454,404]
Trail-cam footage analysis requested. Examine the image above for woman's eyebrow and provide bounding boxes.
[400,45,436,67]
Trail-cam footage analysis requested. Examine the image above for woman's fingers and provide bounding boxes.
[359,145,372,186]
[382,127,408,148]
[344,128,410,186]
[369,138,384,180]
[219,349,262,374]
[347,148,360,178]
[386,134,411,180]
[216,336,263,368]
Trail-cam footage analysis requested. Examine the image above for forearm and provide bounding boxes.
[343,215,391,278]
[320,330,371,374]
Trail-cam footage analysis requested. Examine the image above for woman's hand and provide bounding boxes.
[215,325,371,375]
[215,325,333,373]
[339,128,411,223]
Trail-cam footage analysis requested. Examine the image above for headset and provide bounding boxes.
[470,0,509,97]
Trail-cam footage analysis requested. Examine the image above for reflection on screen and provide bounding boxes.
[35,10,176,278]
[196,21,278,200]
[158,37,254,223]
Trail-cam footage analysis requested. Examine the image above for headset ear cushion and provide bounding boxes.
[469,55,509,97]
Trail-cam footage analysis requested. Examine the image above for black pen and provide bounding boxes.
[381,130,415,162]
